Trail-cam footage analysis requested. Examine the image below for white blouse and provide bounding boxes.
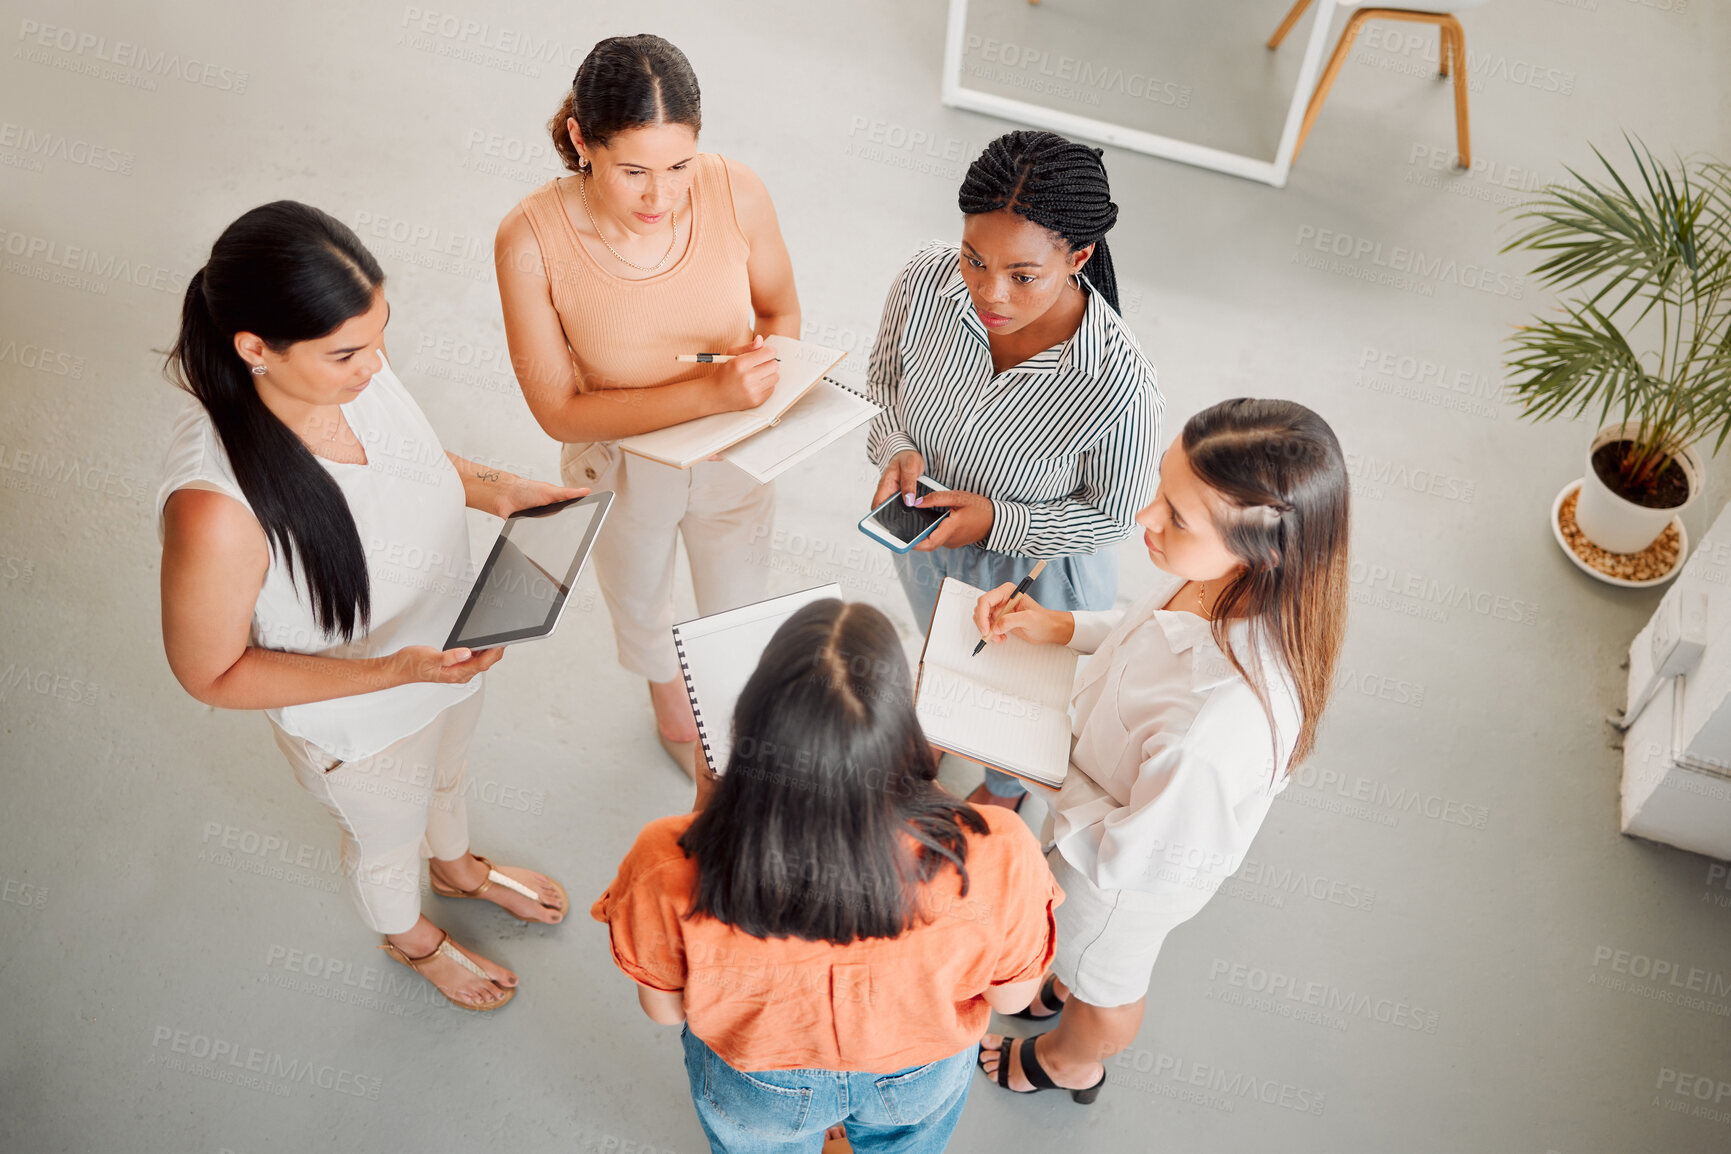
[1050,569,1302,908]
[155,356,480,763]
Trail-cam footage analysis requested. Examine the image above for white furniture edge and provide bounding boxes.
[940,0,1342,188]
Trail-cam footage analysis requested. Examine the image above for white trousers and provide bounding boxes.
[562,440,773,683]
[269,686,485,934]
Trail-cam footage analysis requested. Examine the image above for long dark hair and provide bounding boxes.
[1184,399,1350,772]
[165,200,385,642]
[679,601,988,944]
[958,129,1122,312]
[548,34,702,173]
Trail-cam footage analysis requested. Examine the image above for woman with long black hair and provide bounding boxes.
[157,201,582,1011]
[971,399,1350,1105]
[592,600,1063,1151]
[866,129,1163,812]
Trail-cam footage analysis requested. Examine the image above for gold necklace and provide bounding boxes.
[578,172,679,273]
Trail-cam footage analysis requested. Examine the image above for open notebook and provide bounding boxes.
[619,335,849,470]
[722,379,879,483]
[672,584,843,776]
[914,577,1078,790]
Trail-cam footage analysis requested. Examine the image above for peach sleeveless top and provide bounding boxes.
[517,153,755,395]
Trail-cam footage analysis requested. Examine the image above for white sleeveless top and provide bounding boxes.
[155,357,480,762]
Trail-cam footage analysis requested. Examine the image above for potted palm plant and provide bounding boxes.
[1504,139,1731,584]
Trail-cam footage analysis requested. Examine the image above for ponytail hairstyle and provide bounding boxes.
[548,33,702,174]
[165,200,385,643]
[958,129,1122,312]
[1182,399,1350,774]
[679,600,988,944]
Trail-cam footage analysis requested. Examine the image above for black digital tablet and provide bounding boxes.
[442,491,614,650]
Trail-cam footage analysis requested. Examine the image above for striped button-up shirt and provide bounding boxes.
[866,243,1163,558]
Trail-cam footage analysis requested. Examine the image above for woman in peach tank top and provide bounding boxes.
[496,35,800,789]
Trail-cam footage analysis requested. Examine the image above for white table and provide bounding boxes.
[941,0,1342,188]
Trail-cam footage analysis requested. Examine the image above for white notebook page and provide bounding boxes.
[722,380,879,483]
[915,578,1076,786]
[619,337,846,468]
[673,583,842,774]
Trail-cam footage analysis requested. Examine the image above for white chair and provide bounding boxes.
[1268,0,1492,167]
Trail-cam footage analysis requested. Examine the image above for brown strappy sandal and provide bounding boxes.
[379,928,515,1011]
[429,853,567,922]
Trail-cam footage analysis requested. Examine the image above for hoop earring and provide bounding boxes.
[250,365,266,376]
[1069,273,1082,291]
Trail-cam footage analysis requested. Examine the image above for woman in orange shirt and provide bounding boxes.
[593,600,1064,1152]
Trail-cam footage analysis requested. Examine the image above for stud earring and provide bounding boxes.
[251,365,266,376]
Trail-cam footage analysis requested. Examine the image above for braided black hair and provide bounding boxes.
[958,130,1121,313]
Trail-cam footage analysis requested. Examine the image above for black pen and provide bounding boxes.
[973,559,1047,656]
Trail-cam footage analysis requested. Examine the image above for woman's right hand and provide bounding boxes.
[388,645,505,686]
[973,584,1075,648]
[712,334,780,412]
[871,449,926,508]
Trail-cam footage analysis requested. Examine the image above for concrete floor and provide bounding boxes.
[3,0,1730,1150]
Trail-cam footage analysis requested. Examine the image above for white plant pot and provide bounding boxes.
[1574,422,1701,554]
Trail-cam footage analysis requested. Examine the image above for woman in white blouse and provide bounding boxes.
[971,398,1349,1104]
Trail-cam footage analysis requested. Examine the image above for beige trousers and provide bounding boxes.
[562,440,773,683]
[269,687,485,934]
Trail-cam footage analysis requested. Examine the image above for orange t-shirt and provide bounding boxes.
[590,806,1063,1072]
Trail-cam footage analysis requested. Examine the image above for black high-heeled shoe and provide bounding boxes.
[977,1034,1106,1105]
[1006,974,1066,1022]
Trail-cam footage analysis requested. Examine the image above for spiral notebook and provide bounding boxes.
[671,584,843,775]
[913,577,1078,790]
[619,336,849,470]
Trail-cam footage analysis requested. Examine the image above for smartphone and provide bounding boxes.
[859,476,952,553]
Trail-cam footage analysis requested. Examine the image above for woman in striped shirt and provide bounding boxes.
[866,130,1163,811]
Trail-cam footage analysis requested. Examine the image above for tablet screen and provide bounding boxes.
[444,493,611,650]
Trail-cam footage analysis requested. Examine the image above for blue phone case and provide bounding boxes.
[858,492,951,554]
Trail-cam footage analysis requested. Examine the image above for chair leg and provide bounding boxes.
[1292,11,1373,163]
[1446,16,1470,168]
[1267,0,1317,51]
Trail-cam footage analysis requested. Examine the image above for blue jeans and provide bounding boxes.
[893,543,1118,798]
[680,1026,973,1154]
